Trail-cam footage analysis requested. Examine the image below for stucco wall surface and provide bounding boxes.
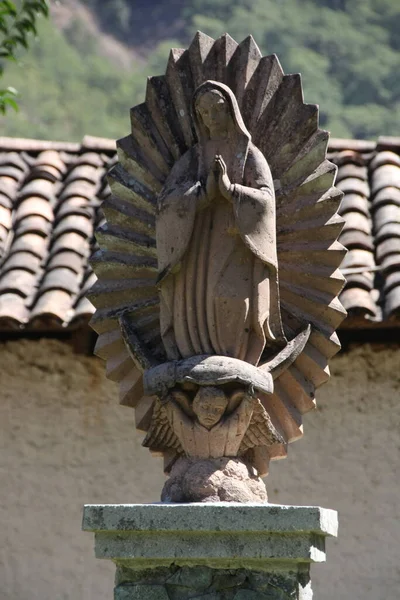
[0,338,399,600]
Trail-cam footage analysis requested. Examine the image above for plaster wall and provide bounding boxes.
[0,338,399,600]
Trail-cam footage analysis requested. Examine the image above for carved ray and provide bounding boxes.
[107,163,157,215]
[135,395,156,432]
[267,104,319,178]
[243,54,284,132]
[276,187,343,225]
[260,387,303,443]
[130,103,173,176]
[261,94,316,175]
[90,253,156,280]
[278,239,347,267]
[278,367,316,414]
[101,197,155,237]
[87,278,157,309]
[94,327,125,360]
[203,33,238,83]
[279,265,345,297]
[279,130,329,188]
[106,348,133,381]
[253,74,303,159]
[246,446,271,478]
[145,76,186,160]
[119,367,144,407]
[227,35,262,110]
[188,31,215,89]
[117,135,164,190]
[271,339,330,406]
[268,443,288,461]
[165,48,195,149]
[95,223,156,257]
[296,160,337,195]
[90,250,157,280]
[89,298,159,335]
[280,288,347,332]
[278,260,342,280]
[311,329,341,357]
[277,214,344,244]
[293,349,330,388]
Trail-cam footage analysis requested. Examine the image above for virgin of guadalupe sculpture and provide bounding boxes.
[89,33,347,502]
[156,80,287,366]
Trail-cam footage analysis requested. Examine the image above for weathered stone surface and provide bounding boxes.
[83,502,338,536]
[88,32,347,494]
[232,591,264,600]
[132,566,304,599]
[112,565,313,599]
[166,565,213,589]
[161,457,268,503]
[115,584,170,600]
[83,503,336,571]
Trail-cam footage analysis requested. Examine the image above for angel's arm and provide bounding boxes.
[224,393,255,436]
[222,393,256,457]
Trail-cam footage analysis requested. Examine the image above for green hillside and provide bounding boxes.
[1,0,399,141]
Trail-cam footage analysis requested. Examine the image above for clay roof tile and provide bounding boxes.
[0,134,398,331]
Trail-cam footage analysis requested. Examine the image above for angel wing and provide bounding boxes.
[142,397,184,456]
[88,31,347,471]
[239,398,285,454]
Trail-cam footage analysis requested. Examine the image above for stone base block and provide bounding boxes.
[82,503,338,599]
[113,564,312,599]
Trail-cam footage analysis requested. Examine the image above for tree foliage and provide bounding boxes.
[0,17,147,140]
[0,0,48,113]
[185,0,400,139]
[1,0,399,140]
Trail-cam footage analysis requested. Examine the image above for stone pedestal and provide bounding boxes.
[82,503,337,599]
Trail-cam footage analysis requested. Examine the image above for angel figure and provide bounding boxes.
[156,80,287,366]
[143,385,283,460]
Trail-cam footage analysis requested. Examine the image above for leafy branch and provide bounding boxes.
[0,0,49,114]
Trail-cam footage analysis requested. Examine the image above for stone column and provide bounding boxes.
[82,503,337,599]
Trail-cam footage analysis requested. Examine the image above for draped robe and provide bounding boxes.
[156,141,286,366]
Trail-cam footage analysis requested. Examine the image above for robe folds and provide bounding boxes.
[156,141,286,366]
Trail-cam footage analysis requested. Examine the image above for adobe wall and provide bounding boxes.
[0,338,399,600]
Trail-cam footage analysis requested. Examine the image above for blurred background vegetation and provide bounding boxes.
[1,0,399,141]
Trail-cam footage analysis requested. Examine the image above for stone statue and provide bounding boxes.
[143,386,282,460]
[88,32,347,502]
[157,80,286,364]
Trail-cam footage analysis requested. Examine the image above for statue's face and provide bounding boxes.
[192,386,228,429]
[196,90,230,137]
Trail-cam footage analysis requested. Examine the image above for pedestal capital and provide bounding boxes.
[83,503,337,570]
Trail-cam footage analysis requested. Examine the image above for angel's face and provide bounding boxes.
[196,90,230,138]
[192,386,228,429]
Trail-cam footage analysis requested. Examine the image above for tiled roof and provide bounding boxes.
[0,134,399,332]
[0,136,115,330]
[327,136,400,327]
